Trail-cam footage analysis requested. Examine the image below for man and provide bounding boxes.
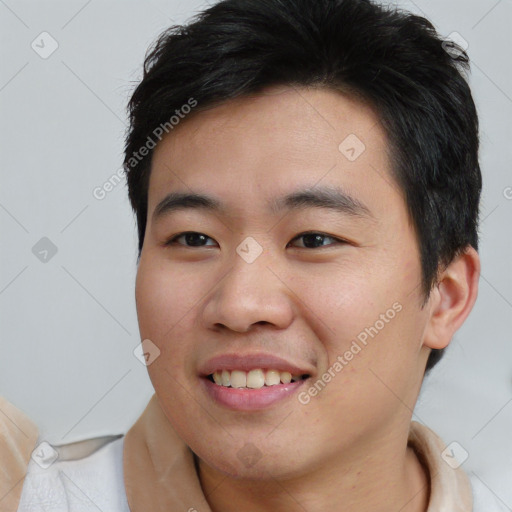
[2,0,507,510]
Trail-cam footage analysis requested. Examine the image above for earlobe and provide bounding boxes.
[422,246,480,350]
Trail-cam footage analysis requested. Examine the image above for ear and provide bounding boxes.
[422,246,480,350]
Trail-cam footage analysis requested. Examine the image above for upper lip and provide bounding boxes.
[199,353,315,377]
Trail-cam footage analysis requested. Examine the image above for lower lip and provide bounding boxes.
[201,377,307,411]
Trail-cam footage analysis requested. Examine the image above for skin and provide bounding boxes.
[135,85,480,511]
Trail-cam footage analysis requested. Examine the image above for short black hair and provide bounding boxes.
[123,0,481,373]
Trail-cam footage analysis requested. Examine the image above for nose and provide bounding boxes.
[201,248,295,333]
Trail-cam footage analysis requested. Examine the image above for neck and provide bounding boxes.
[197,422,430,512]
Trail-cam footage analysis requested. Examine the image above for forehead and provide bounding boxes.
[149,86,403,221]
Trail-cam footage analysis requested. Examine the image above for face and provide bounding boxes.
[135,86,433,480]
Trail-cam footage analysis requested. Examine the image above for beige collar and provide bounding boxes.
[0,396,39,512]
[123,393,474,511]
[408,421,473,511]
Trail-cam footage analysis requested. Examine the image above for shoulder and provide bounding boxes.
[17,434,130,512]
[469,474,511,512]
[408,421,510,512]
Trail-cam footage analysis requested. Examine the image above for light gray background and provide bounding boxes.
[1,0,511,507]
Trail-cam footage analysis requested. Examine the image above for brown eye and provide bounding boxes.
[288,232,345,249]
[166,232,217,247]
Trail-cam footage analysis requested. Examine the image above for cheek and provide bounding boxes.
[288,260,394,355]
[135,258,195,382]
[296,259,425,403]
[135,255,201,339]
[302,310,426,446]
[135,265,171,339]
[135,260,198,412]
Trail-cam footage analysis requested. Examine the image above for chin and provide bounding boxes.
[195,439,309,481]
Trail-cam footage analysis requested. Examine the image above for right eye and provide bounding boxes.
[164,231,218,247]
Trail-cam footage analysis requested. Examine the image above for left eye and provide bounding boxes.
[288,232,344,249]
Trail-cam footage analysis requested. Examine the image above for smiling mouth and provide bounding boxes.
[207,368,310,389]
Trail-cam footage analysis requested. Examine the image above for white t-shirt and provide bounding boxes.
[17,436,129,512]
[17,434,509,512]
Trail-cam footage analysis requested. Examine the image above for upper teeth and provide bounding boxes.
[211,369,304,388]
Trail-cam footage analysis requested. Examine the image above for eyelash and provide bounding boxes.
[164,231,347,249]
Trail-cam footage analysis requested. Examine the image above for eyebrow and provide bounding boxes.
[269,186,374,220]
[152,186,374,223]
